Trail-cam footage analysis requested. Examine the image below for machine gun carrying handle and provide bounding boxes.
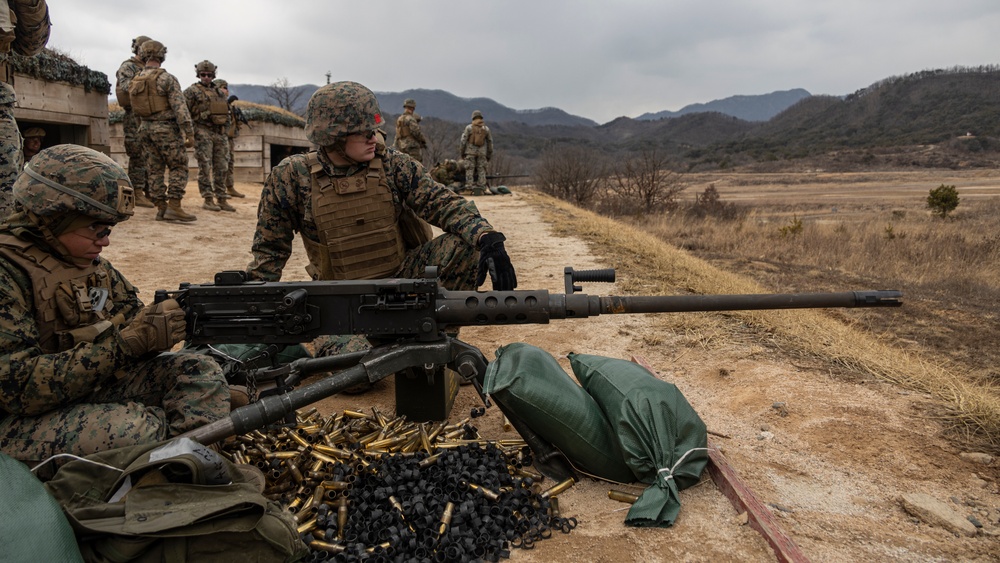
[564,266,616,294]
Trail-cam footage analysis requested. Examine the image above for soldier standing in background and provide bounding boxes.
[393,98,427,164]
[184,61,233,212]
[128,40,197,222]
[460,110,493,188]
[0,0,49,221]
[212,78,245,199]
[114,35,155,208]
[0,145,230,463]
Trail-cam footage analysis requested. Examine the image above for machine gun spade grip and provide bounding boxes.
[564,266,616,294]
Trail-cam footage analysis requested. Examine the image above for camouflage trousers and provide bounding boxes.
[314,232,478,357]
[464,154,488,187]
[141,120,190,202]
[0,89,23,222]
[225,136,235,189]
[0,352,230,462]
[122,108,148,196]
[194,124,229,200]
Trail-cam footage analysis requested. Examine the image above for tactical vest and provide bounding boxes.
[0,234,120,353]
[395,114,411,139]
[208,99,229,125]
[300,152,406,280]
[128,69,170,118]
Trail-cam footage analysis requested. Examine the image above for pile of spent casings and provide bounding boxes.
[222,407,577,561]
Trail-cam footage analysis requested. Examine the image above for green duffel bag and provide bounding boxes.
[44,438,308,562]
[483,343,634,482]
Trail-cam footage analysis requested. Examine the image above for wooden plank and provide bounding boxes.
[89,117,109,146]
[14,108,89,125]
[236,135,263,151]
[233,152,262,167]
[630,355,811,563]
[262,134,311,148]
[13,75,107,118]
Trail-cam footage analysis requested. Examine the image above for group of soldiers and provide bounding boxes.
[391,99,495,189]
[115,36,246,222]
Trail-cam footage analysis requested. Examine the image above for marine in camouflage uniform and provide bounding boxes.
[130,40,197,222]
[392,98,427,164]
[114,34,154,208]
[213,78,246,199]
[0,0,50,221]
[430,158,466,189]
[246,81,517,360]
[184,61,233,212]
[460,110,494,188]
[0,145,229,463]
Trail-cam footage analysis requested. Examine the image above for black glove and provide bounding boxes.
[476,232,517,290]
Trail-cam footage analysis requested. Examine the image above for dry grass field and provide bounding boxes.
[102,170,1000,561]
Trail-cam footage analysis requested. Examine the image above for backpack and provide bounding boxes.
[127,69,169,117]
[469,123,487,147]
[43,438,308,563]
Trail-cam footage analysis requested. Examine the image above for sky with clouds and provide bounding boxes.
[45,0,999,124]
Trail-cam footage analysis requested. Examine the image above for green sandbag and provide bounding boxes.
[570,353,709,527]
[0,453,84,562]
[482,343,634,482]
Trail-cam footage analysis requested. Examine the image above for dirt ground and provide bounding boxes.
[103,176,1000,562]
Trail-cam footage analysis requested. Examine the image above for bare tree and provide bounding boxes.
[533,145,607,206]
[608,147,685,215]
[418,117,463,167]
[264,77,307,114]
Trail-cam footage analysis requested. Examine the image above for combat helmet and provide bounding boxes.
[22,127,45,139]
[138,40,167,63]
[403,98,416,109]
[213,78,228,89]
[305,81,385,146]
[131,35,152,56]
[195,60,217,78]
[13,145,135,224]
[471,110,483,120]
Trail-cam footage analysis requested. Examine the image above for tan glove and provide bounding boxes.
[119,299,187,357]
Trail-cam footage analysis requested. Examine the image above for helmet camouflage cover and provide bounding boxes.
[22,127,45,138]
[471,110,483,120]
[13,145,135,224]
[403,98,416,108]
[131,35,152,55]
[305,81,385,146]
[195,60,217,77]
[213,78,228,89]
[139,40,167,62]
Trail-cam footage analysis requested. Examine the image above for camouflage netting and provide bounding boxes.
[109,100,304,128]
[9,48,110,94]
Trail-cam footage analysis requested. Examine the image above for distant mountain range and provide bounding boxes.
[635,89,814,122]
[225,84,809,127]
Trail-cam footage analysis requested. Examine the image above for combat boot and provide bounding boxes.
[164,198,197,222]
[217,198,236,212]
[154,200,167,221]
[226,186,246,198]
[134,190,155,208]
[203,197,221,211]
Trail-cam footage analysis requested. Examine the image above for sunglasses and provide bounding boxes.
[199,73,214,78]
[352,130,377,140]
[75,223,114,241]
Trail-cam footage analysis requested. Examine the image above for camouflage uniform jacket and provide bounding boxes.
[460,120,494,160]
[0,235,143,417]
[393,112,427,152]
[114,56,143,109]
[247,146,494,281]
[183,82,227,131]
[136,67,194,135]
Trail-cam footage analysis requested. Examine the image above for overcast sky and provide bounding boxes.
[46,0,999,124]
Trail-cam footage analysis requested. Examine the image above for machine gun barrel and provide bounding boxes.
[436,289,901,327]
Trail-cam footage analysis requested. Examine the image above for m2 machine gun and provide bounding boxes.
[161,267,902,457]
